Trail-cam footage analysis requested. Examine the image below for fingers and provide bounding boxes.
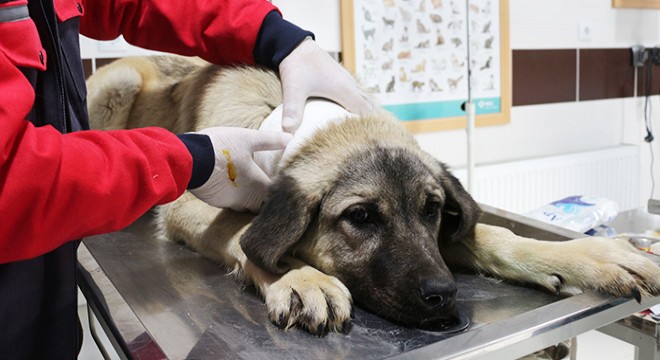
[235,163,272,213]
[317,59,377,117]
[329,85,377,117]
[281,90,307,133]
[244,129,292,152]
[228,129,288,212]
[280,65,376,133]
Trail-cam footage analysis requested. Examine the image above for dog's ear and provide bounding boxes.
[240,175,319,274]
[438,166,481,243]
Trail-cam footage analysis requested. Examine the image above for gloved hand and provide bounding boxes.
[189,127,291,213]
[279,37,376,133]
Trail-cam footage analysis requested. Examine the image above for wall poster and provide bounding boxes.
[341,0,510,132]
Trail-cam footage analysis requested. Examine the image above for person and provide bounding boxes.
[0,0,374,358]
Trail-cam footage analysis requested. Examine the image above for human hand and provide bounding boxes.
[278,38,376,133]
[189,127,291,213]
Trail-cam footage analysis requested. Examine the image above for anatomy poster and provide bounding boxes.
[341,0,510,131]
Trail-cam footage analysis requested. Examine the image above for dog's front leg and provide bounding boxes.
[441,223,660,300]
[244,256,353,336]
[157,194,353,335]
[196,216,355,335]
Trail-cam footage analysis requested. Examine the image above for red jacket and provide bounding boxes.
[0,0,278,263]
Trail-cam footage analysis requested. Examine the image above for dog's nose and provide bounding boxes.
[419,278,457,309]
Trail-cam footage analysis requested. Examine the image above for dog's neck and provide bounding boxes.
[254,100,353,177]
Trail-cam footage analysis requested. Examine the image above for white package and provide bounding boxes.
[525,196,619,233]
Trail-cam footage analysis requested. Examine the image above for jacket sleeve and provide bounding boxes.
[79,0,279,65]
[0,55,192,263]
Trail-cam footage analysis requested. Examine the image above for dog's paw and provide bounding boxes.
[262,263,353,336]
[548,237,660,300]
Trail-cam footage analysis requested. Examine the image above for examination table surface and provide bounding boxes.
[77,204,660,359]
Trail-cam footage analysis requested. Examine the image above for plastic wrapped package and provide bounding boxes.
[525,196,619,234]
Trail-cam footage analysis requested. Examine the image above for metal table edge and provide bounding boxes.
[76,205,660,359]
[77,242,166,359]
[390,292,660,359]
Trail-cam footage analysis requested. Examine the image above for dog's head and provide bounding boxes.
[240,113,480,330]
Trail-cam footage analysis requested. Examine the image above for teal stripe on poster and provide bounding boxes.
[383,97,501,122]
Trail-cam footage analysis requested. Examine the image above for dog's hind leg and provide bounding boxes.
[86,59,146,130]
[441,223,660,300]
[155,192,253,268]
[191,66,284,131]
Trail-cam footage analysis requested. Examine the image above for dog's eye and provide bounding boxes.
[347,208,370,224]
[425,200,441,218]
[343,205,378,227]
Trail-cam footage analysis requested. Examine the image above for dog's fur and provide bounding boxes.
[87,56,660,335]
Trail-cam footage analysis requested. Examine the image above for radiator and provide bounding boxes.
[451,145,640,214]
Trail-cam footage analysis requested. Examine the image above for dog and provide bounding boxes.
[86,55,660,336]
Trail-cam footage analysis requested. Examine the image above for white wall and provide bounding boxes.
[271,1,343,52]
[272,0,660,209]
[80,0,660,209]
[490,0,660,208]
[510,0,660,49]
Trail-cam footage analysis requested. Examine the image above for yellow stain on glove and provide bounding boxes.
[222,149,238,187]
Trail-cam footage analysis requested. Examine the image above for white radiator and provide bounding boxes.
[451,145,640,214]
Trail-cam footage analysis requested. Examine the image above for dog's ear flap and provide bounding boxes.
[240,175,318,274]
[438,167,481,243]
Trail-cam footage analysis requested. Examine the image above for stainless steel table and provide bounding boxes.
[597,207,660,360]
[77,204,660,359]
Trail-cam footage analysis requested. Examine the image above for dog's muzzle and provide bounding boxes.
[416,278,470,333]
[419,311,470,333]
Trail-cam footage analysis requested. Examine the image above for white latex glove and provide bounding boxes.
[279,37,376,133]
[189,127,291,213]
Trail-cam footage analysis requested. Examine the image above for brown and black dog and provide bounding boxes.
[86,56,660,335]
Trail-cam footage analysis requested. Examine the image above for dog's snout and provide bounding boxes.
[419,278,457,309]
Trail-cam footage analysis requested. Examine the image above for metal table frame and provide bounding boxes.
[598,316,659,360]
[594,207,660,360]
[77,204,660,359]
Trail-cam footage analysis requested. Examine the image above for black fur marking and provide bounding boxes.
[436,162,481,244]
[631,287,642,303]
[341,319,353,334]
[275,313,287,329]
[240,175,317,274]
[551,273,565,295]
[290,288,303,313]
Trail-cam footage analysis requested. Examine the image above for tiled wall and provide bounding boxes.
[512,48,660,106]
[85,48,660,107]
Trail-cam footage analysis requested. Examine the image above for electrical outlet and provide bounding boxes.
[632,45,647,67]
[578,22,592,42]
